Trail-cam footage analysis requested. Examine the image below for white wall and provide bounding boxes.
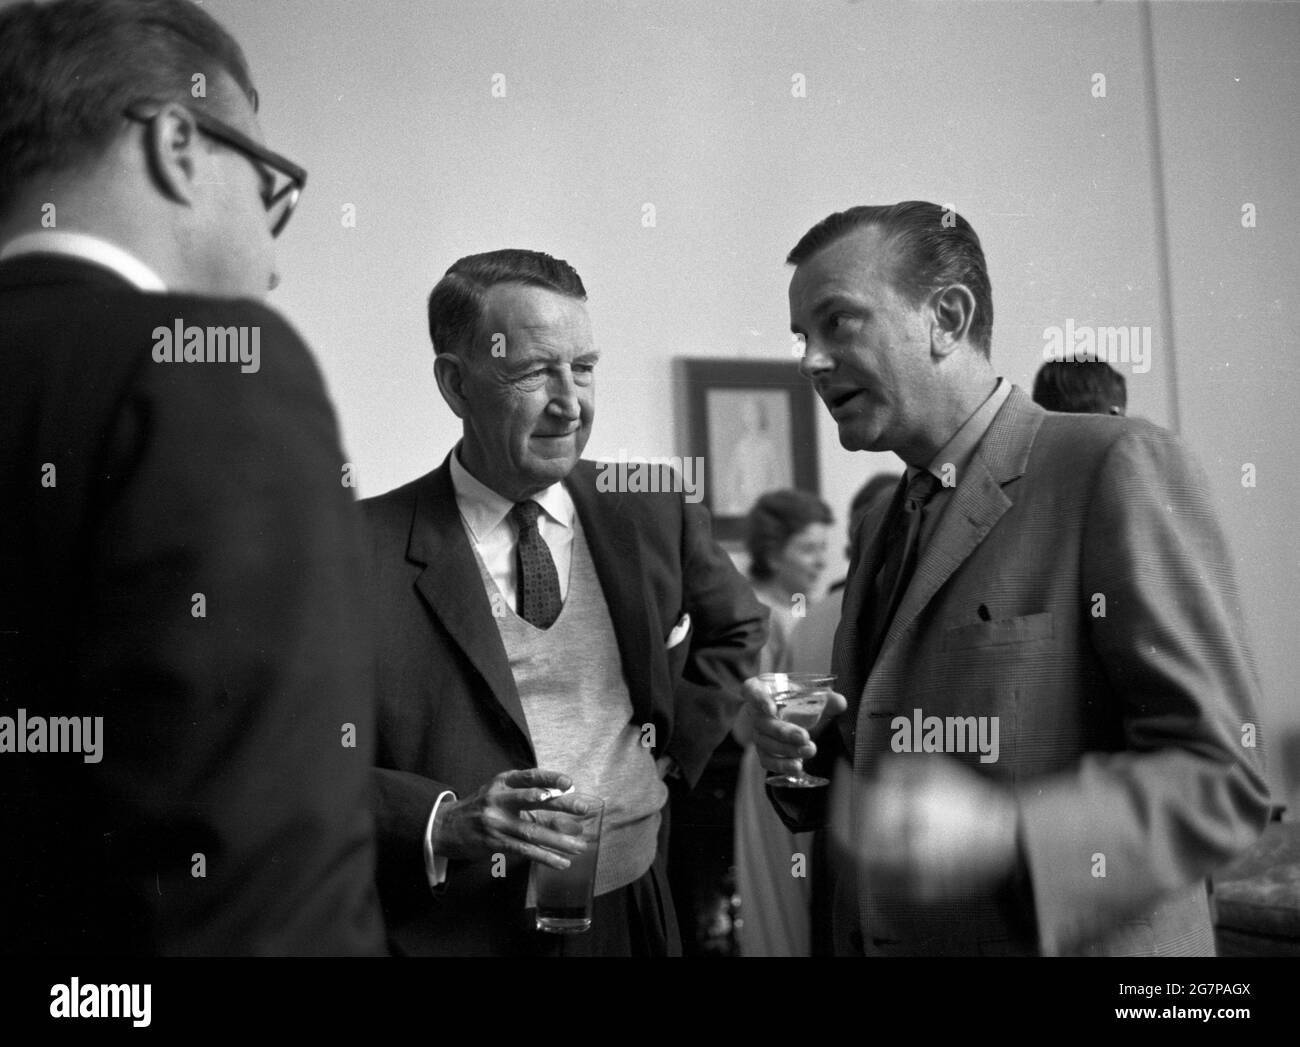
[196,0,1299,797]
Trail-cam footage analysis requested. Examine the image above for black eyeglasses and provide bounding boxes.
[125,102,307,237]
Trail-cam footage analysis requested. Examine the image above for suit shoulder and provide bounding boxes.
[360,468,440,519]
[1034,410,1184,463]
[155,294,316,361]
[99,290,305,342]
[571,458,685,524]
[1034,411,1207,502]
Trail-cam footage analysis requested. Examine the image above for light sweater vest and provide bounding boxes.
[473,515,667,897]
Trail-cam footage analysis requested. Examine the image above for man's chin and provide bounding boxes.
[836,417,891,455]
[522,451,580,484]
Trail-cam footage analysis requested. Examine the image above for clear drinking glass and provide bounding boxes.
[531,794,604,933]
[759,672,836,789]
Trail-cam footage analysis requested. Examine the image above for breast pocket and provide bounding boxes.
[665,616,692,679]
[942,611,1055,651]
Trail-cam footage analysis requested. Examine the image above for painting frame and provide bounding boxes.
[674,358,820,543]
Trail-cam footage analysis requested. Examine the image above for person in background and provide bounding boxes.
[789,472,900,675]
[732,489,832,956]
[1032,360,1127,415]
[786,474,897,954]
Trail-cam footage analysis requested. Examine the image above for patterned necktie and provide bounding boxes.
[510,500,562,629]
[862,469,940,673]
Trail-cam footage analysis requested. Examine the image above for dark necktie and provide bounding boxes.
[510,500,562,629]
[862,469,940,673]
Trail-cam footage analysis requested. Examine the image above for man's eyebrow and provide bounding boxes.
[809,292,866,316]
[791,292,865,333]
[505,346,599,367]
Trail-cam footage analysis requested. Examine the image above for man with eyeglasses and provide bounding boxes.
[0,0,385,955]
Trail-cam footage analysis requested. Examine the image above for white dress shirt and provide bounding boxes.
[910,376,1012,552]
[448,447,576,605]
[0,231,167,291]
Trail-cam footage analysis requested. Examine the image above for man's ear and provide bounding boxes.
[142,102,205,208]
[433,351,469,419]
[929,284,976,359]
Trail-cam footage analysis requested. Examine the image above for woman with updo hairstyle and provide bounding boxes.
[733,488,832,957]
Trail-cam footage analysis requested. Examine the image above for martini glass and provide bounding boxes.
[759,672,836,788]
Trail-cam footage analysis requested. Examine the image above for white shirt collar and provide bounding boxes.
[0,231,167,292]
[448,446,575,541]
[915,376,1011,483]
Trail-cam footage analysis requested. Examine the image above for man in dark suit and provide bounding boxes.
[363,248,766,956]
[751,201,1269,955]
[0,0,384,955]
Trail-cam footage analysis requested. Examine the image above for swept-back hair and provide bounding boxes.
[427,248,587,357]
[787,201,994,356]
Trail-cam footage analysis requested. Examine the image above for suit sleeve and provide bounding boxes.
[360,498,464,906]
[83,304,385,955]
[1017,426,1270,954]
[371,766,459,905]
[666,499,768,786]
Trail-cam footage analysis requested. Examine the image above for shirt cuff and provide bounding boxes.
[423,789,458,891]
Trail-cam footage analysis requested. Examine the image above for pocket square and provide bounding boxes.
[665,613,691,649]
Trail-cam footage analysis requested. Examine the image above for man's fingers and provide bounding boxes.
[509,839,574,870]
[753,719,815,773]
[491,815,586,862]
[756,753,809,776]
[515,820,587,856]
[532,792,595,816]
[500,768,571,792]
[753,718,815,759]
[503,786,576,811]
[741,676,778,717]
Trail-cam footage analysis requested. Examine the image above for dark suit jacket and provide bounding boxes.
[776,385,1270,956]
[361,455,766,956]
[0,255,385,955]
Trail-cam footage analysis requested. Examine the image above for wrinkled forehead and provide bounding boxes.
[477,283,594,353]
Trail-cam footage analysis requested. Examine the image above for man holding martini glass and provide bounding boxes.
[747,202,1268,956]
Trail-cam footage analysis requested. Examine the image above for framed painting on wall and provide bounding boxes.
[674,358,820,543]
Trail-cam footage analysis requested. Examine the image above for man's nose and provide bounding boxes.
[547,370,581,417]
[267,268,281,292]
[799,338,834,379]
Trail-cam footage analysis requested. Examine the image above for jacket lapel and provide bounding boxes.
[833,475,906,734]
[406,457,534,752]
[566,462,659,726]
[876,385,1043,662]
